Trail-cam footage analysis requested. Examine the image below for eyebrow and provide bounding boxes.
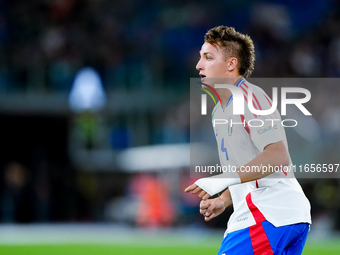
[199,52,214,56]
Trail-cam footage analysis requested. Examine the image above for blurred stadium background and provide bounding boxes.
[0,0,340,254]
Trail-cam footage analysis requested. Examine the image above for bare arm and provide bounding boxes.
[185,141,290,199]
[199,189,232,221]
[238,140,289,182]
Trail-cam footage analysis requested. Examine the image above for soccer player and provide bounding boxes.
[185,26,311,255]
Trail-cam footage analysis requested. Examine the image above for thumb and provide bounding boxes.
[204,213,216,222]
[204,202,215,217]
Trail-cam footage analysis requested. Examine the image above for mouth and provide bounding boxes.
[199,74,206,79]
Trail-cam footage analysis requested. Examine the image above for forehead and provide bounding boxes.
[200,42,222,55]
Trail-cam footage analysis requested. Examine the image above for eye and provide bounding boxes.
[206,56,212,60]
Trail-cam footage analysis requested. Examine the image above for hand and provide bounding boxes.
[184,183,211,200]
[199,189,232,221]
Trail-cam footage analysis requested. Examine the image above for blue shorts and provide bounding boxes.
[217,221,309,255]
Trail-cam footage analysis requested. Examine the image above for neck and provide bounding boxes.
[216,76,243,109]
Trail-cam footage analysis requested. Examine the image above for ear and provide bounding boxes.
[227,57,238,72]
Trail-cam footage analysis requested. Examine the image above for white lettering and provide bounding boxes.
[281,88,311,116]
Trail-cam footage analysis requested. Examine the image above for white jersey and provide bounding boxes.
[211,78,311,234]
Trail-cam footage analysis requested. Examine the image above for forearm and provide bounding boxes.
[219,188,232,207]
[237,141,290,183]
[187,141,290,199]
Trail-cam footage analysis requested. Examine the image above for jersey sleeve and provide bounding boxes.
[243,86,284,152]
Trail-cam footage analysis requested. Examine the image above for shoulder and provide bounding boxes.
[241,80,267,97]
[241,80,273,107]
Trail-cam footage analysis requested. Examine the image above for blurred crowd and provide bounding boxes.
[0,0,340,231]
[1,0,340,93]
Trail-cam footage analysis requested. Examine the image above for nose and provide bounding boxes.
[196,58,203,71]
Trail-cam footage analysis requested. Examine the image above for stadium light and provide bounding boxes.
[68,67,106,112]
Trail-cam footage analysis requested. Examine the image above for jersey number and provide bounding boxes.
[221,138,229,161]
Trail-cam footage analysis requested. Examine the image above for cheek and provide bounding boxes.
[217,61,228,73]
[211,62,226,75]
[206,61,226,76]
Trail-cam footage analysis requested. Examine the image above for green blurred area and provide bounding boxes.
[1,240,340,255]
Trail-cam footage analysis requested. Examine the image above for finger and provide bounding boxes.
[205,213,215,221]
[199,208,206,215]
[184,184,197,193]
[205,204,214,216]
[198,190,207,198]
[184,184,196,192]
[200,200,209,210]
[202,193,211,200]
[191,186,202,194]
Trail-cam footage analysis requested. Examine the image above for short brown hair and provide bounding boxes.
[205,26,255,78]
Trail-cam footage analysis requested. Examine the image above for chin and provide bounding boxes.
[201,82,213,90]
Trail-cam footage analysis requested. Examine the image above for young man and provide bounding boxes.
[185,26,311,255]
